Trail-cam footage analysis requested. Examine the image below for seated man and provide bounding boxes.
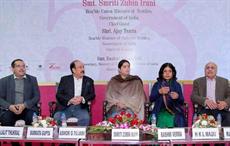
[54,59,95,126]
[191,62,230,126]
[0,59,40,126]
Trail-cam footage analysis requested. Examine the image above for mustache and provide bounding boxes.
[81,70,85,74]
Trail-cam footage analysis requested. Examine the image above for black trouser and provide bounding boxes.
[0,109,34,146]
[0,108,34,126]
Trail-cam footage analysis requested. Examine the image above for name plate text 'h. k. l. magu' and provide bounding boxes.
[192,128,219,139]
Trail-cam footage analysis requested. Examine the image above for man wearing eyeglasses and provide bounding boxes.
[0,59,40,126]
[191,62,230,126]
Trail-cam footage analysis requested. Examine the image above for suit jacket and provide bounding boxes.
[191,76,230,109]
[0,74,40,114]
[56,75,95,111]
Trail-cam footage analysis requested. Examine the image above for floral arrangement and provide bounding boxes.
[88,111,143,133]
[139,124,158,139]
[89,111,155,133]
[192,114,217,128]
[32,116,57,128]
[87,111,158,140]
[106,111,144,128]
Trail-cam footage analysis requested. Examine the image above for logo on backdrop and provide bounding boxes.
[48,63,60,70]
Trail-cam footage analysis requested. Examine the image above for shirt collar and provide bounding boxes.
[206,76,216,81]
[14,74,27,79]
[73,75,83,81]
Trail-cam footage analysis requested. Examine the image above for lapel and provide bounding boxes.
[9,75,15,103]
[215,76,220,99]
[24,75,29,100]
[70,75,75,97]
[81,76,86,96]
[201,77,207,97]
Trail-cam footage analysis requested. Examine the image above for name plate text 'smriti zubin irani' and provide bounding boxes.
[112,129,139,140]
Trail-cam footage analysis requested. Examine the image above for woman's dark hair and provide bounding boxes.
[157,63,177,81]
[118,59,130,69]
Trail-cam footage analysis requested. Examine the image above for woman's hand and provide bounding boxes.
[113,99,126,109]
[116,102,126,109]
[170,91,179,99]
[159,87,170,94]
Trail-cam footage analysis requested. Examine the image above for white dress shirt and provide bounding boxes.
[206,77,216,102]
[74,76,82,96]
[73,76,85,104]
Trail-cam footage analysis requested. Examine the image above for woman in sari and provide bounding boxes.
[150,63,185,127]
[105,59,147,120]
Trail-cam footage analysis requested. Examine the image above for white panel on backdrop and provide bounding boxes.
[0,0,229,82]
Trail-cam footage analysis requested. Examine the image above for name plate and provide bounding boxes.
[58,127,86,139]
[158,128,185,140]
[112,129,139,140]
[223,128,230,139]
[0,127,24,138]
[27,127,53,139]
[192,128,219,139]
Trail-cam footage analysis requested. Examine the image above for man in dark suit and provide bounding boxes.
[0,59,40,126]
[191,62,230,126]
[54,59,95,126]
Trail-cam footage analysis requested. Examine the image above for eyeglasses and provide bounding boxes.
[206,66,216,70]
[14,65,26,68]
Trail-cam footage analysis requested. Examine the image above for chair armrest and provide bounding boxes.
[183,102,189,127]
[144,102,155,124]
[37,102,42,116]
[48,101,57,117]
[103,101,108,120]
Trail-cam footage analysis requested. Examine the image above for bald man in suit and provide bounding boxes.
[191,62,230,126]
